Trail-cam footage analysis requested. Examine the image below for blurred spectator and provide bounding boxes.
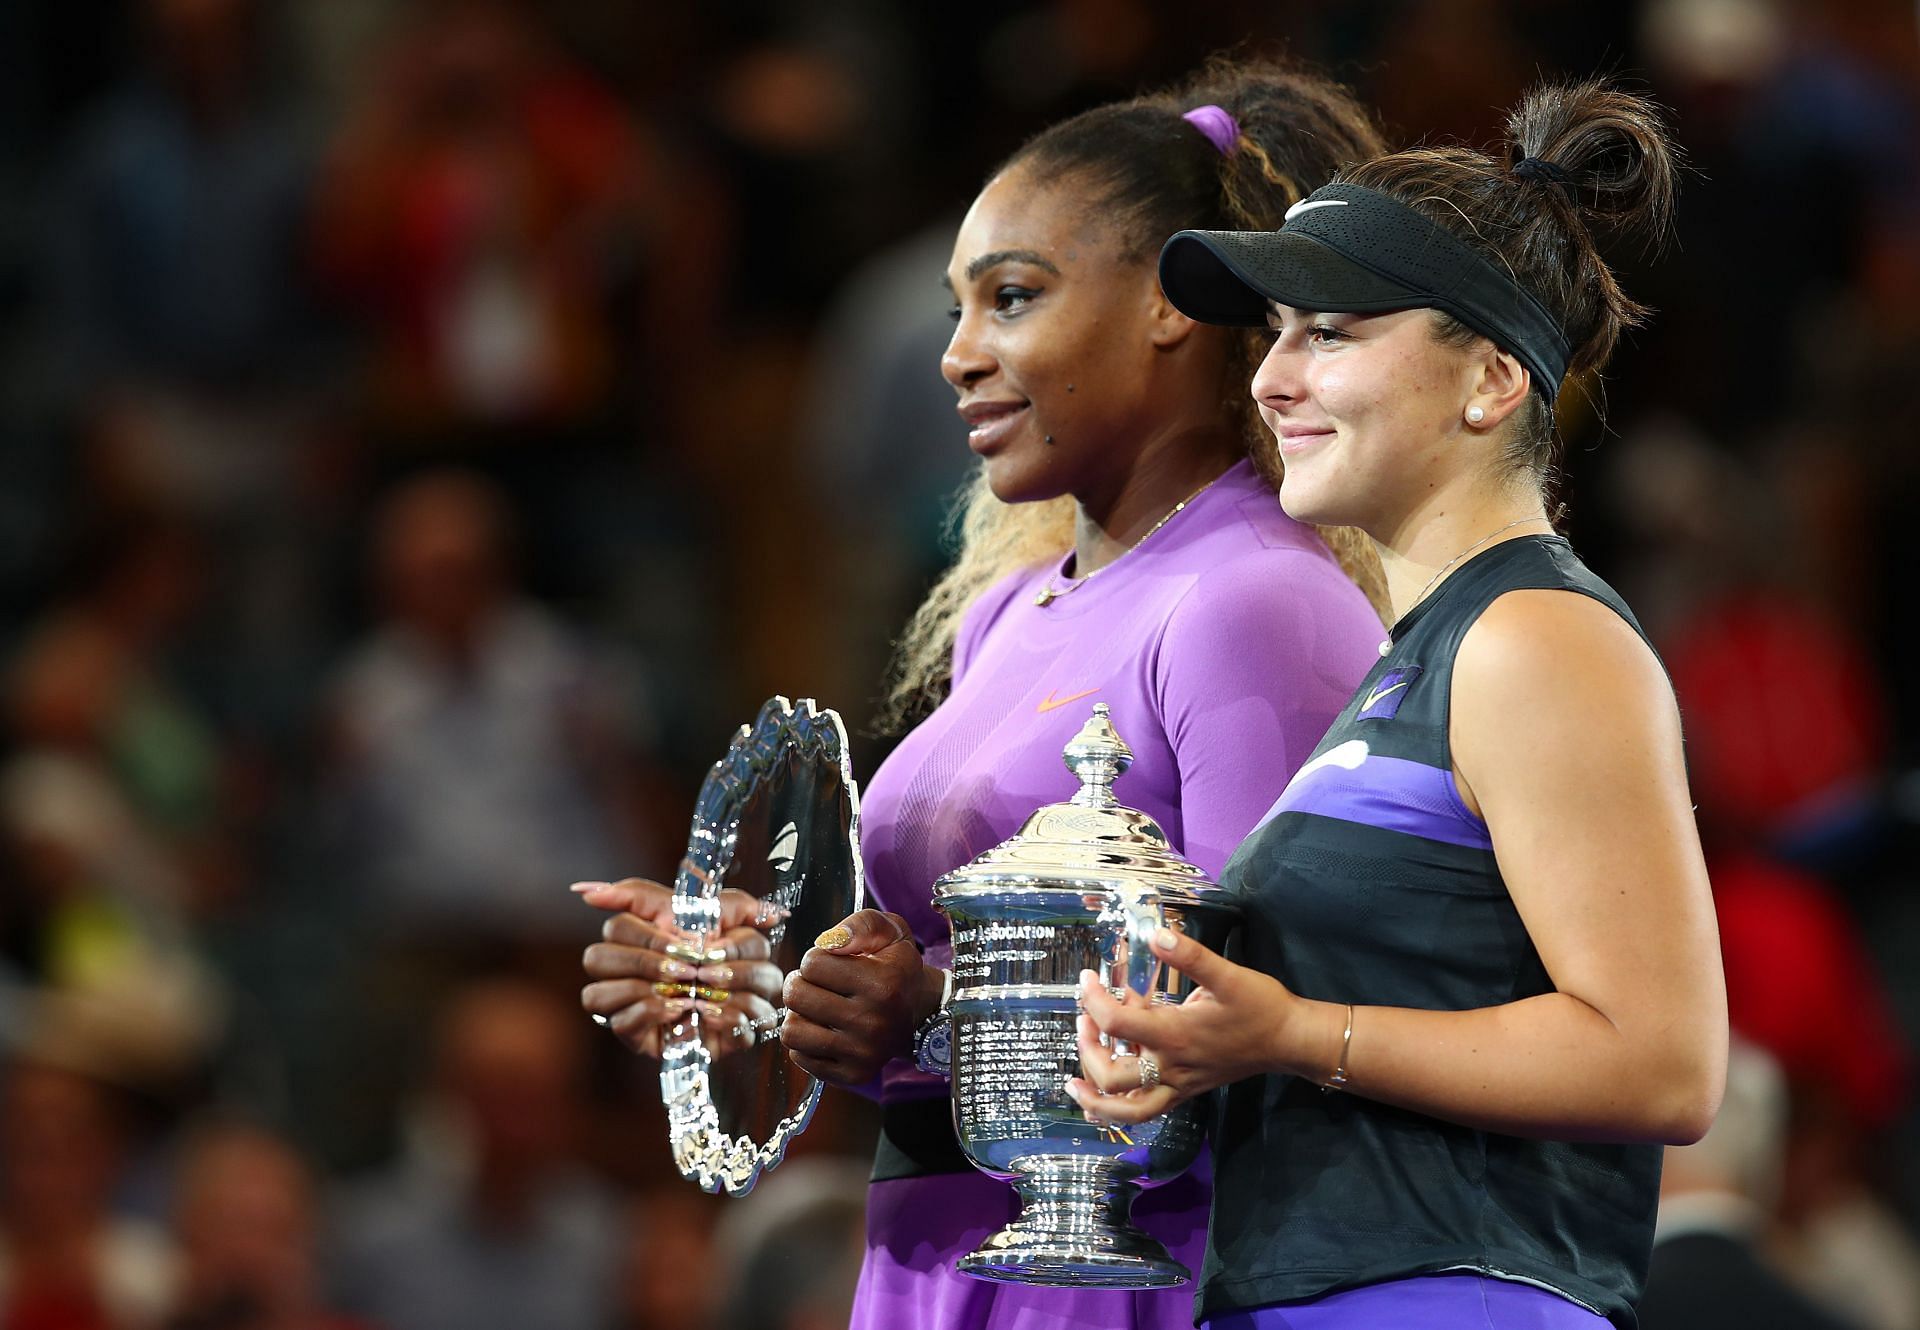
[0,1056,179,1330]
[613,1185,721,1330]
[713,1158,865,1330]
[164,1123,368,1330]
[1642,1039,1862,1330]
[40,0,351,742]
[0,528,230,1073]
[796,215,972,744]
[310,0,647,436]
[47,0,323,422]
[328,979,619,1330]
[319,469,660,943]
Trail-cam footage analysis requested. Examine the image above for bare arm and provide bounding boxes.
[1073,590,1728,1145]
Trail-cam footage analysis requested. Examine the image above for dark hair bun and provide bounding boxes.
[1507,81,1679,251]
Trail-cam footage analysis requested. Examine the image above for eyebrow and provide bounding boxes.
[956,248,1061,284]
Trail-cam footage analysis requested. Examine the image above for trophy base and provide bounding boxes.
[955,1155,1191,1288]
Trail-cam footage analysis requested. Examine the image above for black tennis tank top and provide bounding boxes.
[1202,535,1662,1328]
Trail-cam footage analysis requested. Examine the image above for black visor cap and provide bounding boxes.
[1159,228,1428,327]
[1158,182,1572,401]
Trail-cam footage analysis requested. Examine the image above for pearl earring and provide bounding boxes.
[1465,406,1486,425]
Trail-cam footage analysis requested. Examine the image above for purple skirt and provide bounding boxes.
[851,1161,1211,1330]
[1203,1274,1612,1329]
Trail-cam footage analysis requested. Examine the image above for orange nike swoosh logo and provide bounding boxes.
[1037,687,1102,714]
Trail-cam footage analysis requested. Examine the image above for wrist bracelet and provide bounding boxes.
[1320,1003,1354,1092]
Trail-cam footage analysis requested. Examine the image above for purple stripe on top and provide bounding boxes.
[1264,742,1493,850]
[1204,1273,1608,1329]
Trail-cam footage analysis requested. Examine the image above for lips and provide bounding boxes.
[1275,425,1335,457]
[958,400,1029,454]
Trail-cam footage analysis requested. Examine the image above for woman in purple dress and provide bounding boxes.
[581,57,1390,1329]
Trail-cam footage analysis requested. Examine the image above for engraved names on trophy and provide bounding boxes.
[953,1010,1077,1142]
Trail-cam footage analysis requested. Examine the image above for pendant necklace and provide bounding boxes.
[1378,513,1547,655]
[1034,477,1218,608]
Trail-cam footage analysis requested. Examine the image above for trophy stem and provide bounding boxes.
[955,1156,1190,1288]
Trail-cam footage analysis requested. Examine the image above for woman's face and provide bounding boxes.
[1250,304,1482,533]
[941,165,1170,505]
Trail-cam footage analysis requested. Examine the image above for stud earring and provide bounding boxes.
[1044,435,1055,445]
[1465,406,1486,425]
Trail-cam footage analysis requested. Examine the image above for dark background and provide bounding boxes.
[1,3,1917,1329]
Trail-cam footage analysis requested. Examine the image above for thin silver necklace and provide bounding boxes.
[1407,513,1548,612]
[1033,477,1218,608]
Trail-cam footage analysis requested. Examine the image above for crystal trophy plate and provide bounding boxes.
[661,696,863,1195]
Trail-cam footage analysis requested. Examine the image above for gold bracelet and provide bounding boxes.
[1320,1003,1354,1092]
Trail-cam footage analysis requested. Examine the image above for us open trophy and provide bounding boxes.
[932,704,1238,1287]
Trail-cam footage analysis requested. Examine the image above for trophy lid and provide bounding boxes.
[933,704,1230,909]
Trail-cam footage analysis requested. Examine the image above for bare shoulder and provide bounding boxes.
[1454,588,1672,718]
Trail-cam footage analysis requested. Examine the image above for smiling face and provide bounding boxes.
[1251,304,1488,535]
[941,165,1177,507]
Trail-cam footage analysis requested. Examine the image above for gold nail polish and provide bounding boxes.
[663,940,706,964]
[704,947,730,965]
[693,986,732,1004]
[653,981,693,1000]
[815,925,853,950]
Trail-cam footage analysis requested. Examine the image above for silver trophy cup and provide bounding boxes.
[933,704,1238,1287]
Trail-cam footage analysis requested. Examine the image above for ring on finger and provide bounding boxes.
[1138,1053,1161,1090]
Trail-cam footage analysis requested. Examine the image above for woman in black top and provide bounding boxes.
[1068,82,1727,1329]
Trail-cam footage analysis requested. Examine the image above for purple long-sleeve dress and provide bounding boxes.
[850,460,1385,1329]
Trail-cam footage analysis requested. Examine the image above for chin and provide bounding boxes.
[981,454,1064,507]
[1276,476,1334,526]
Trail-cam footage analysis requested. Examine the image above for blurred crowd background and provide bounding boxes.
[1,0,1918,1327]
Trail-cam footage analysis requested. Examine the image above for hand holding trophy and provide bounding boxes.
[576,697,864,1195]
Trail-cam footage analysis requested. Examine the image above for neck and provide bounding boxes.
[1069,431,1239,576]
[1374,481,1551,622]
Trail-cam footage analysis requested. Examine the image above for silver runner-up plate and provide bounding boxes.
[661,696,863,1195]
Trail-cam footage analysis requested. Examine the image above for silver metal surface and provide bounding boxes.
[661,696,863,1196]
[934,704,1238,1287]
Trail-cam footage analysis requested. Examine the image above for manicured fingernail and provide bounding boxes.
[693,986,731,1004]
[696,1000,726,1018]
[697,965,734,985]
[661,959,693,979]
[662,998,694,1016]
[570,881,607,894]
[1079,969,1099,992]
[654,982,693,1000]
[704,947,730,965]
[1154,928,1178,950]
[815,926,853,950]
[664,940,707,964]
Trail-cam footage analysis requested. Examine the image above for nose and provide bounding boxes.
[941,310,994,390]
[1250,336,1301,411]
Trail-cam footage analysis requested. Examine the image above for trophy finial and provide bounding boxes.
[1063,703,1132,808]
